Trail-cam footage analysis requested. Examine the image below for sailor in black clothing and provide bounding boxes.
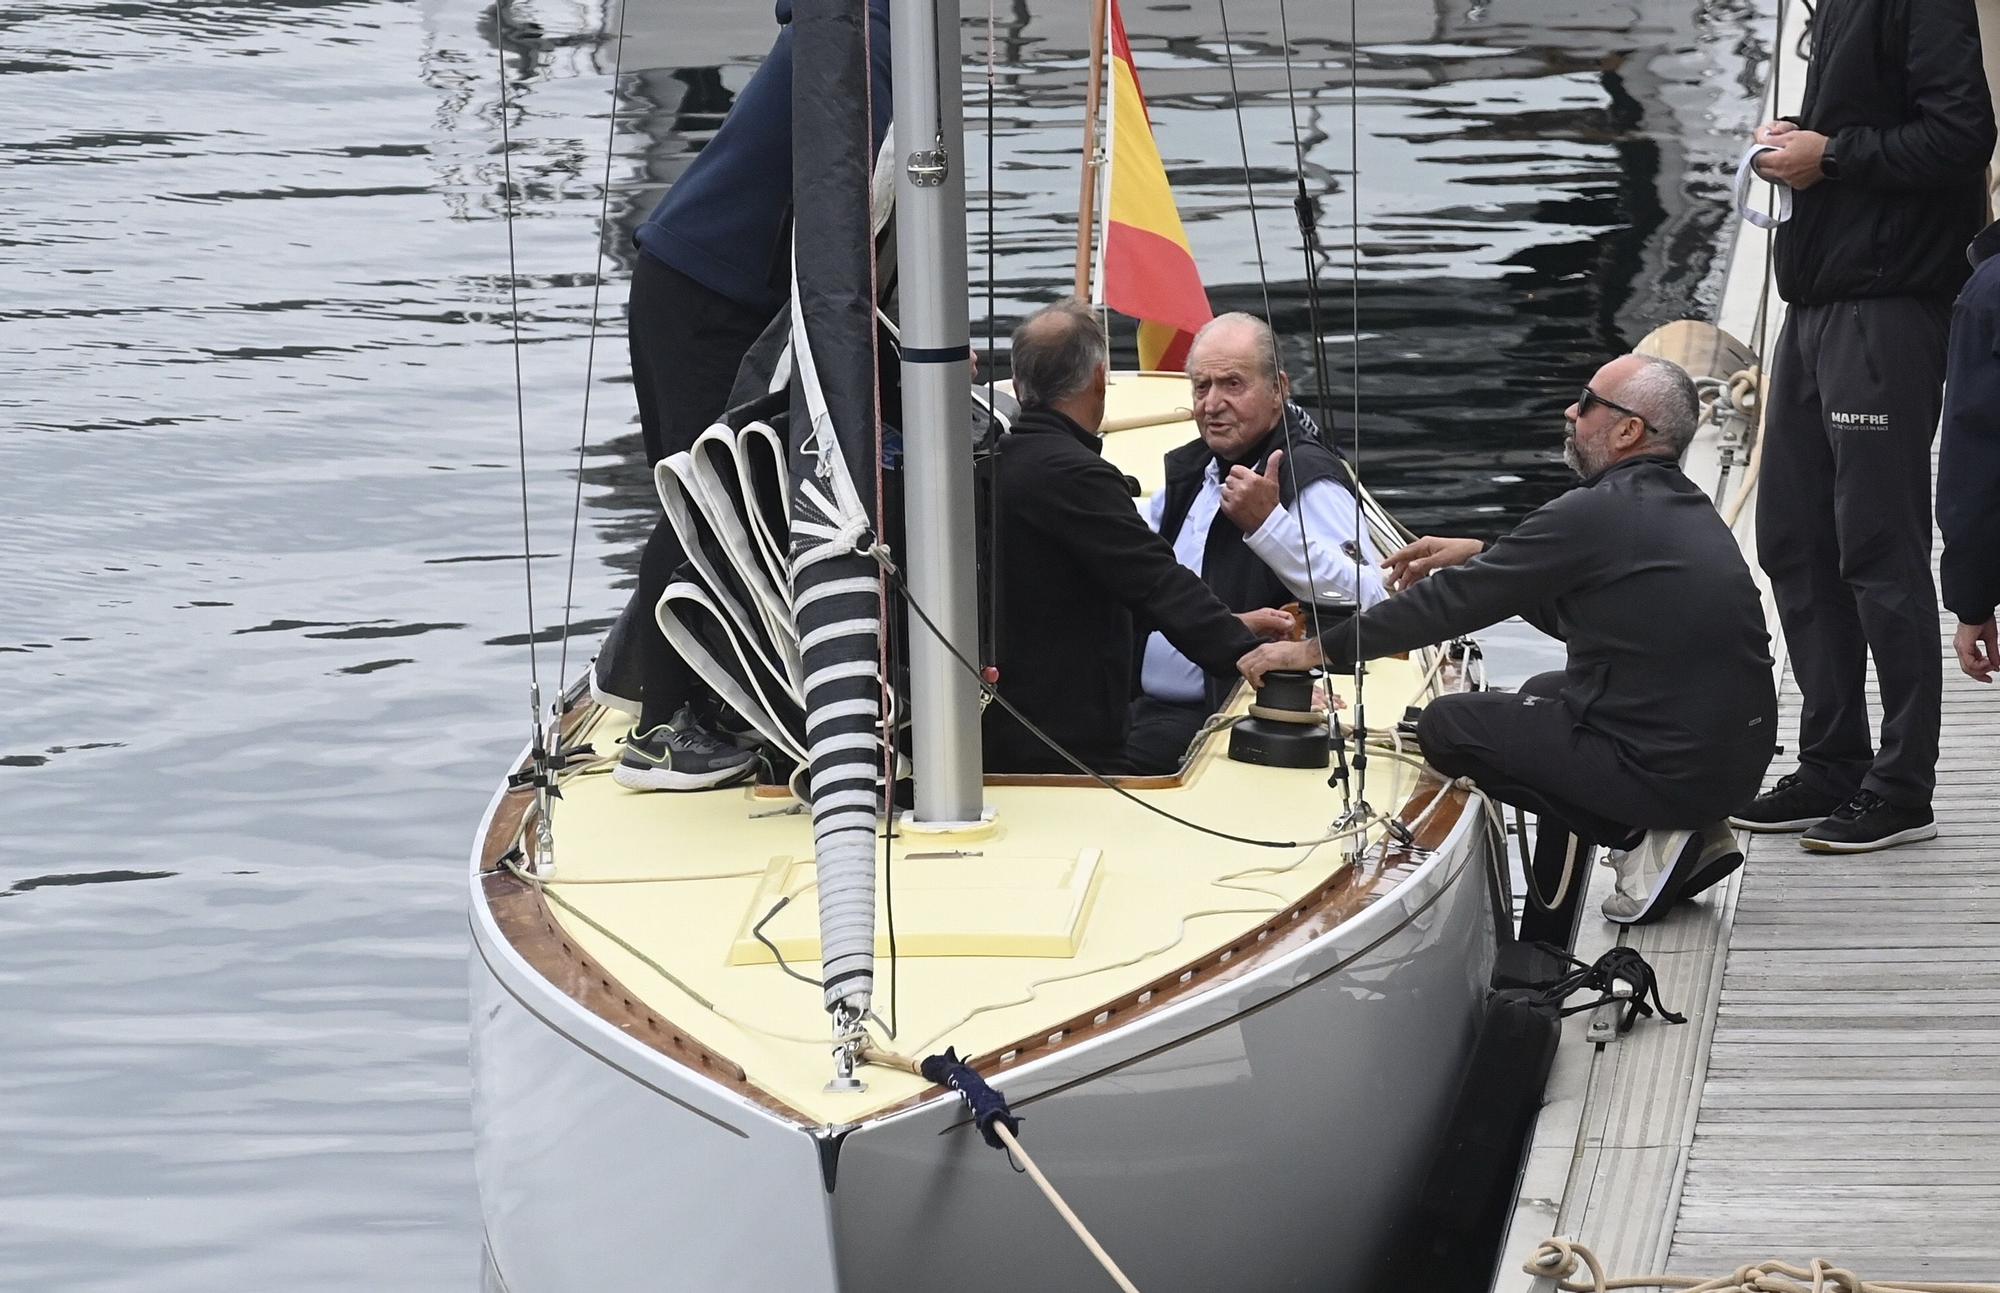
[986,300,1277,775]
[1242,355,1777,931]
[1131,312,1387,773]
[592,0,894,792]
[1939,219,2000,684]
[1731,0,1994,850]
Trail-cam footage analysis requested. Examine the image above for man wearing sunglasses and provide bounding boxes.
[1240,354,1777,932]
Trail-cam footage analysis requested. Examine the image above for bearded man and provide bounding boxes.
[1241,353,1776,931]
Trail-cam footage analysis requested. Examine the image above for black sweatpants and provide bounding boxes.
[1416,672,1696,845]
[1757,297,1946,808]
[626,253,773,729]
[1419,671,1716,947]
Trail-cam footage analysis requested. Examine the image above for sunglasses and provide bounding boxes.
[1578,386,1651,432]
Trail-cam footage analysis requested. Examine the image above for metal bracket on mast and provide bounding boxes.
[907,135,950,187]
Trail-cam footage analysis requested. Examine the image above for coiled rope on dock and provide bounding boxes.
[1526,1237,2000,1293]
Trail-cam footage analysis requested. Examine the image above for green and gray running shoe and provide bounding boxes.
[613,707,757,792]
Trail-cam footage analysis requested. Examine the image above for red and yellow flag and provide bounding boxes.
[1099,0,1212,371]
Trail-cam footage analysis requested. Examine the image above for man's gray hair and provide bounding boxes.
[1190,311,1285,388]
[1010,298,1108,409]
[1619,354,1702,459]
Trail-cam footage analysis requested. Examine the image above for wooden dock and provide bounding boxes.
[1668,594,2000,1278]
[1497,506,2000,1287]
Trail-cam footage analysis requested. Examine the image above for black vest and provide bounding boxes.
[1154,410,1354,708]
[1158,414,1350,616]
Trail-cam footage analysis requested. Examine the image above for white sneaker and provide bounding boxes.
[1600,828,1699,925]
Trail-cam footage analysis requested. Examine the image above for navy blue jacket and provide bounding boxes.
[633,0,893,314]
[1938,220,2000,625]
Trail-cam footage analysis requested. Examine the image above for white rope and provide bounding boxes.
[1525,1237,2000,1293]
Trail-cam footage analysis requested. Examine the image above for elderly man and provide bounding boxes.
[986,300,1281,775]
[1242,354,1776,930]
[1129,312,1387,773]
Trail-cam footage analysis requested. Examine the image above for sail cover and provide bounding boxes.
[788,0,884,1017]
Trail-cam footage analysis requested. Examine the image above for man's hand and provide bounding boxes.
[1752,119,1798,146]
[1751,126,1830,190]
[1221,449,1283,533]
[1239,636,1323,688]
[1955,616,1998,682]
[1236,607,1294,640]
[1383,535,1483,591]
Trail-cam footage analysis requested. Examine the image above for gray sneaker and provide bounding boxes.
[612,707,757,791]
[1601,820,1740,925]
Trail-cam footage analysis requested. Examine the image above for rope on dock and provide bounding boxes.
[1526,1237,2000,1293]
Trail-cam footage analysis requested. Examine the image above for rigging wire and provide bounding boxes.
[554,0,632,693]
[869,542,1388,851]
[1215,2,1276,330]
[1342,0,1370,806]
[1216,0,1353,801]
[492,6,545,719]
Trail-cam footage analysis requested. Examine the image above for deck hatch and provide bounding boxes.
[726,849,1103,963]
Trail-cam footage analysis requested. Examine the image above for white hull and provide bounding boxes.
[469,779,1500,1292]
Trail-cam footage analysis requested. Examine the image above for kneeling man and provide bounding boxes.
[1242,354,1776,928]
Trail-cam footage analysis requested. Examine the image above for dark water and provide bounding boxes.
[0,0,1766,1285]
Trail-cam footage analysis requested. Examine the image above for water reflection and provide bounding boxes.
[0,0,1767,1285]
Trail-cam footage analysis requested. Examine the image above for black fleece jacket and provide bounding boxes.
[1939,220,2000,625]
[1772,0,1995,305]
[1322,457,1776,788]
[985,408,1259,773]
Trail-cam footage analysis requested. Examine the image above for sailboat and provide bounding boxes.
[469,0,1505,1287]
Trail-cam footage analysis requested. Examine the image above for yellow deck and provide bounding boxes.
[531,377,1434,1124]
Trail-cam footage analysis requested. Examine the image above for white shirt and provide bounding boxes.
[1140,463,1388,704]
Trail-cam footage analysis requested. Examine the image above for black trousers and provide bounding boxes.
[1417,672,1694,845]
[1758,297,1946,808]
[626,254,773,729]
[1419,672,1703,947]
[1124,694,1211,775]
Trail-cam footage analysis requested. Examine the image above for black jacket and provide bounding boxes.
[1773,0,1995,306]
[985,408,1259,773]
[1938,220,2000,624]
[1324,457,1777,790]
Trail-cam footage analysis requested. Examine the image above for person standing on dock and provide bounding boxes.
[1939,217,2000,685]
[1238,354,1777,930]
[1729,0,1994,851]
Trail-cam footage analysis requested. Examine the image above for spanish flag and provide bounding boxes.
[1099,0,1212,372]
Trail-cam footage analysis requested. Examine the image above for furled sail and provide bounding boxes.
[787,0,885,1018]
